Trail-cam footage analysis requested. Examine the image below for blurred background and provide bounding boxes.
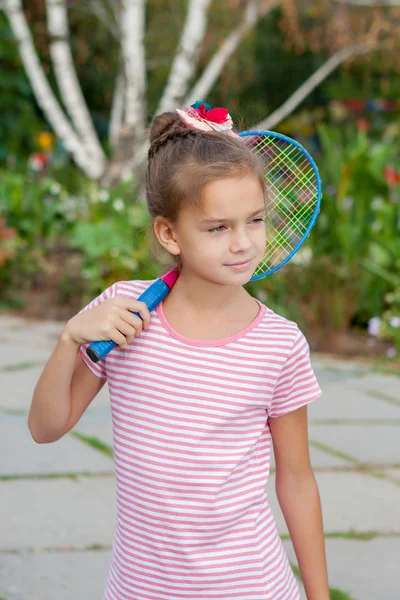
[1,0,399,366]
[1,3,400,600]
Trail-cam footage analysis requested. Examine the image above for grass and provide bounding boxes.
[0,408,26,415]
[1,360,46,372]
[291,563,356,600]
[324,530,397,541]
[282,530,400,542]
[329,588,356,600]
[363,390,400,408]
[0,544,112,554]
[0,471,114,481]
[310,418,400,425]
[71,431,114,458]
[309,440,358,464]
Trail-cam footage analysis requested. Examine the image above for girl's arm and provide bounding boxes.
[28,331,106,443]
[29,294,152,443]
[269,405,330,600]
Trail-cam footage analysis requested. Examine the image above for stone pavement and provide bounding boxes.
[0,315,399,600]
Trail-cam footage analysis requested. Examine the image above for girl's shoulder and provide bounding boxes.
[260,302,305,344]
[113,278,158,298]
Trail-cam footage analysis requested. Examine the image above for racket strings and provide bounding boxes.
[243,134,319,273]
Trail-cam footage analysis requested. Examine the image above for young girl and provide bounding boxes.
[29,105,330,600]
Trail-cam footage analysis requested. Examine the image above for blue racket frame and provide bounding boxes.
[238,130,322,280]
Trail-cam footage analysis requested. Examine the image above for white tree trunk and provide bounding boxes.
[184,0,278,107]
[3,0,101,178]
[120,0,146,137]
[109,67,125,150]
[45,0,106,172]
[252,44,372,131]
[157,0,212,113]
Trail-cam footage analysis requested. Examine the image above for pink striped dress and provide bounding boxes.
[79,279,322,600]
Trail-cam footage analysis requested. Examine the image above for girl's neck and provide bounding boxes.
[165,266,249,314]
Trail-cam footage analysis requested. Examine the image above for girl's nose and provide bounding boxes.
[230,227,253,253]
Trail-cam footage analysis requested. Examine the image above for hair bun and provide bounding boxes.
[148,111,200,161]
[149,112,181,145]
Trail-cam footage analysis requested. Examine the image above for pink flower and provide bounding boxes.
[193,104,230,125]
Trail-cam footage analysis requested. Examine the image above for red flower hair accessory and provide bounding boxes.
[176,101,239,137]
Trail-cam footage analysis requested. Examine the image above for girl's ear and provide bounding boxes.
[153,217,181,257]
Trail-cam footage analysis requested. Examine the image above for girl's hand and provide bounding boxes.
[62,296,152,349]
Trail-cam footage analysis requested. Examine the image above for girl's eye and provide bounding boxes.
[208,225,226,233]
[251,217,265,224]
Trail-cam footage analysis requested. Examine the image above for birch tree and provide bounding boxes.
[2,0,399,185]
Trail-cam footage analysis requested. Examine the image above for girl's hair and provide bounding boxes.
[145,111,265,267]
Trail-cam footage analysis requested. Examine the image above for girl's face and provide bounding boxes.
[156,174,267,286]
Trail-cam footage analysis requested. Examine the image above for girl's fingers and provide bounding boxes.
[133,302,151,329]
[109,328,130,348]
[121,308,149,331]
[116,298,151,329]
[116,318,140,338]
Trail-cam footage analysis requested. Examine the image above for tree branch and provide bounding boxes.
[81,0,120,39]
[45,0,106,170]
[109,66,125,149]
[253,44,373,131]
[183,0,278,107]
[120,0,146,136]
[157,0,212,114]
[3,0,101,178]
[67,0,120,38]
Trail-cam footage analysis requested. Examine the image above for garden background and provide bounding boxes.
[1,0,400,368]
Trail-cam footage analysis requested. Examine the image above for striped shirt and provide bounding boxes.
[79,279,322,600]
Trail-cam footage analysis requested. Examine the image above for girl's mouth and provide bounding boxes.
[225,259,253,271]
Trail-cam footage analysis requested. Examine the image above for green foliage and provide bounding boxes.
[0,171,75,245]
[68,186,159,301]
[0,169,160,308]
[324,60,400,101]
[0,15,43,165]
[314,125,399,320]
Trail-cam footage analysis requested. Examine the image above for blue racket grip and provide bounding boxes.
[86,278,171,363]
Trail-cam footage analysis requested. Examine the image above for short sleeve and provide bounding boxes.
[78,282,119,380]
[269,329,322,418]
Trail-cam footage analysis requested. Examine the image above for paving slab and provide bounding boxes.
[312,362,367,386]
[0,318,64,350]
[267,471,400,534]
[355,373,400,400]
[1,367,48,412]
[0,347,52,369]
[0,477,116,551]
[0,370,110,412]
[284,537,400,600]
[0,550,111,600]
[0,414,114,476]
[306,384,400,421]
[0,315,63,333]
[309,424,400,465]
[380,467,400,484]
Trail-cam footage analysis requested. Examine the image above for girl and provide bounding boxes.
[29,105,330,600]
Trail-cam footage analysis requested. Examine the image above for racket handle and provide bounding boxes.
[86,278,172,363]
